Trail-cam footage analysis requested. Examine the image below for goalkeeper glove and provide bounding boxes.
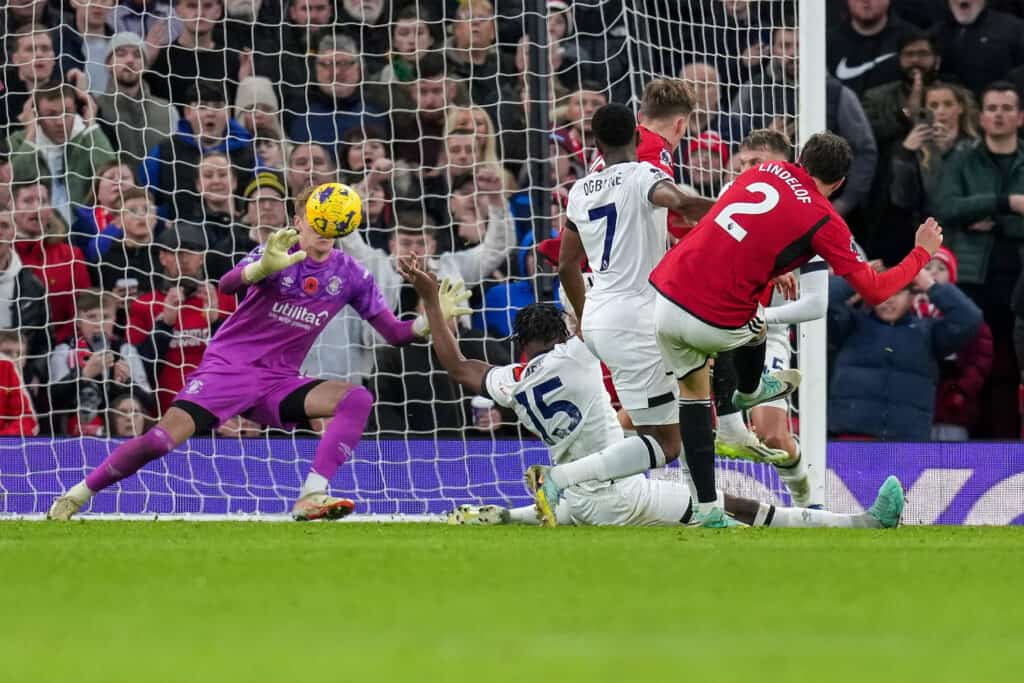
[412,278,474,337]
[243,228,307,284]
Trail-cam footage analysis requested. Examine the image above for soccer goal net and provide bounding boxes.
[0,0,829,518]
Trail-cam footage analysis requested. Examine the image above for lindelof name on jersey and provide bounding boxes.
[580,173,623,196]
[757,163,812,204]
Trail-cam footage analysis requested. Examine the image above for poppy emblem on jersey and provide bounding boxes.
[327,276,342,295]
[303,277,319,294]
[185,379,204,395]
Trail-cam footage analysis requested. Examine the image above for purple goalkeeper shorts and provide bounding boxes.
[172,364,323,429]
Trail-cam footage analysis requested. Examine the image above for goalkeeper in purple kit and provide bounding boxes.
[47,186,471,521]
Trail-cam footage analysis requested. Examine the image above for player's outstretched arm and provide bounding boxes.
[649,181,715,224]
[398,256,492,392]
[764,259,829,325]
[844,218,942,305]
[557,224,588,321]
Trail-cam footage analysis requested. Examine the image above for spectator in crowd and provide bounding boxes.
[339,202,513,322]
[0,1,59,65]
[935,80,1024,437]
[88,186,162,295]
[497,35,569,177]
[447,164,511,253]
[827,0,913,96]
[141,81,257,219]
[931,0,1024,97]
[735,27,878,219]
[0,329,39,436]
[446,0,500,110]
[106,392,155,437]
[0,209,46,354]
[0,24,60,136]
[446,104,507,174]
[681,62,724,140]
[252,124,291,172]
[890,82,978,239]
[233,76,282,140]
[684,0,773,104]
[289,34,388,154]
[56,0,116,95]
[13,180,91,343]
[336,0,391,69]
[48,290,151,435]
[913,247,994,440]
[95,32,180,166]
[391,52,460,170]
[241,170,290,247]
[378,4,436,86]
[127,223,235,414]
[685,131,730,198]
[827,265,982,441]
[556,85,606,159]
[0,147,13,211]
[861,30,945,260]
[338,125,390,186]
[548,0,590,84]
[8,82,117,225]
[251,0,333,121]
[180,153,251,280]
[285,142,337,195]
[146,0,242,107]
[71,160,137,250]
[107,0,180,64]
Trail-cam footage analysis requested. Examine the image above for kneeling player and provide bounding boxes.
[399,255,902,529]
[47,187,472,521]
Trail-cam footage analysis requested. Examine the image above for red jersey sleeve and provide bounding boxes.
[811,214,930,305]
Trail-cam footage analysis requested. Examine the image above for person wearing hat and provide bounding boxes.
[234,76,282,139]
[126,221,237,415]
[686,130,731,198]
[828,250,982,441]
[913,246,994,441]
[95,32,179,165]
[241,171,290,249]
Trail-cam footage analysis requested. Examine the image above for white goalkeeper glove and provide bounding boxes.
[412,278,474,337]
[243,228,306,284]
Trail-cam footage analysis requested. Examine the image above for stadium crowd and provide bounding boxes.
[0,0,1020,441]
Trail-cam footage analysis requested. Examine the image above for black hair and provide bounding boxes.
[414,51,447,81]
[898,28,939,54]
[513,303,569,347]
[591,103,637,149]
[185,80,228,107]
[980,80,1021,108]
[797,132,852,184]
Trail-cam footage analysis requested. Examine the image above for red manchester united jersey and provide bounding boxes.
[650,161,871,328]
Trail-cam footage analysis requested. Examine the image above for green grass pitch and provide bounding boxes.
[2,523,1022,683]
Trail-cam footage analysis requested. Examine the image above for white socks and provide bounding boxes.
[775,453,811,507]
[759,502,877,528]
[549,436,666,488]
[67,480,94,505]
[716,412,748,441]
[300,471,329,498]
[508,505,541,525]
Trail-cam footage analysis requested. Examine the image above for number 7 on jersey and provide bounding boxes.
[588,203,618,271]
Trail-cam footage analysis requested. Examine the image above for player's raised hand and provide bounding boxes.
[438,278,473,320]
[914,217,943,256]
[397,254,439,299]
[244,229,306,283]
[771,272,798,301]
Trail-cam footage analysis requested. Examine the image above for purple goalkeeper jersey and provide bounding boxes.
[201,247,388,372]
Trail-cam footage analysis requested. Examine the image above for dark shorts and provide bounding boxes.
[171,364,324,432]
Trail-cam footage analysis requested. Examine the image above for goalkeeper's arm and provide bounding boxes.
[398,257,490,391]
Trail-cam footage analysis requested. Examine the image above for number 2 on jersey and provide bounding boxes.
[588,203,618,271]
[514,377,582,446]
[715,182,779,242]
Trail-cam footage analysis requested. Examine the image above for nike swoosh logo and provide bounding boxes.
[835,53,896,81]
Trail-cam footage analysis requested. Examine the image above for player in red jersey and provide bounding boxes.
[647,132,943,525]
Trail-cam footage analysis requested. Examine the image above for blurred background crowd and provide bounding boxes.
[0,0,1020,442]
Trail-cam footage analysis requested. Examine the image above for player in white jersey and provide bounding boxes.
[554,102,716,518]
[399,255,905,529]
